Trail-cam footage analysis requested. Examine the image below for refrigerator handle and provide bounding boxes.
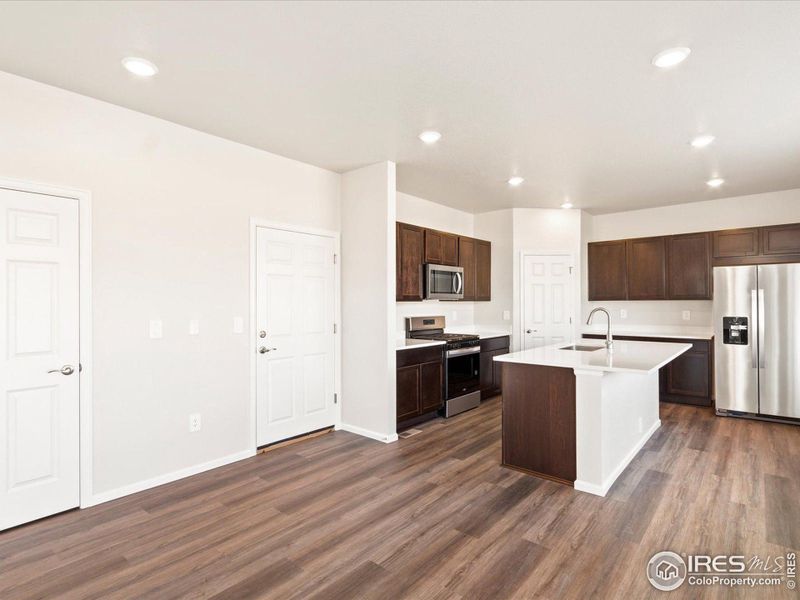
[758,288,765,368]
[750,289,759,369]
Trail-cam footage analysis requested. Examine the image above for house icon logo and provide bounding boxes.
[647,551,687,591]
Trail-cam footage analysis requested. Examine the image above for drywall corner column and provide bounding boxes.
[340,161,397,442]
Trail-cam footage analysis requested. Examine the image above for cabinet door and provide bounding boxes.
[761,223,800,256]
[667,232,712,300]
[479,351,494,391]
[419,361,443,413]
[424,229,443,264]
[441,233,459,266]
[459,237,477,300]
[476,240,491,301]
[626,237,666,300]
[713,228,760,259]
[666,352,711,401]
[588,240,627,300]
[397,365,420,421]
[396,222,424,301]
[492,349,506,391]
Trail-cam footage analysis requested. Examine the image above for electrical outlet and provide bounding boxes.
[451,311,458,322]
[149,320,163,339]
[189,319,200,335]
[682,310,691,321]
[638,417,643,433]
[233,317,244,334]
[620,309,628,319]
[189,413,202,433]
[502,310,511,321]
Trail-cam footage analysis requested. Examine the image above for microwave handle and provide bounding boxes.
[454,271,463,294]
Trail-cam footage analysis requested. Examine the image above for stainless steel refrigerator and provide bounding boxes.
[713,264,800,421]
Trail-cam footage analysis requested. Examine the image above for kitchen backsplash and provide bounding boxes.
[395,301,476,337]
[582,300,713,328]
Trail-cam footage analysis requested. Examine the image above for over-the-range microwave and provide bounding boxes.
[425,264,464,300]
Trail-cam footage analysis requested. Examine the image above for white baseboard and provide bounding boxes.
[574,419,661,497]
[340,423,398,444]
[83,448,256,508]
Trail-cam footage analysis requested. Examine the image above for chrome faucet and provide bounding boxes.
[586,307,613,351]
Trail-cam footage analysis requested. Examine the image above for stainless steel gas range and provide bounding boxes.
[406,316,481,417]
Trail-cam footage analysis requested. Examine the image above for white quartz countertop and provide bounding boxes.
[396,338,446,351]
[582,325,714,340]
[494,340,692,374]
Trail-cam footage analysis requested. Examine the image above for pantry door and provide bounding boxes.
[521,254,574,349]
[255,227,337,446]
[0,187,80,530]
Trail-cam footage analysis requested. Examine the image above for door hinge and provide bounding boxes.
[569,317,573,324]
[334,393,338,404]
[333,253,337,264]
[333,323,338,334]
[569,266,573,274]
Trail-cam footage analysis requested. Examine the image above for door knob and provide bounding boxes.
[48,365,75,376]
[526,329,538,334]
[258,347,277,354]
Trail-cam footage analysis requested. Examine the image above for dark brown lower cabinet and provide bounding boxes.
[584,334,714,407]
[396,345,444,429]
[479,336,510,400]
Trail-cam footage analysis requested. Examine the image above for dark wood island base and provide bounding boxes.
[500,363,576,486]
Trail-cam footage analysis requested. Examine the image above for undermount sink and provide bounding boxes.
[559,344,604,352]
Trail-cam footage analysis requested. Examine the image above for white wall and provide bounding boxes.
[341,162,397,442]
[474,209,514,330]
[0,72,341,498]
[512,208,583,350]
[583,189,800,327]
[395,192,476,334]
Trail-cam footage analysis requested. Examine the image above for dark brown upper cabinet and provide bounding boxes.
[424,229,459,266]
[626,237,667,300]
[588,240,628,301]
[458,236,477,301]
[396,222,425,301]
[761,223,800,256]
[667,232,712,300]
[475,240,491,301]
[713,227,760,259]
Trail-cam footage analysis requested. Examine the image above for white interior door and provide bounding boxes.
[256,227,336,446]
[522,254,574,349]
[0,188,80,530]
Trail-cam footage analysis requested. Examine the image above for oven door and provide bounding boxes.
[425,264,464,300]
[446,346,480,398]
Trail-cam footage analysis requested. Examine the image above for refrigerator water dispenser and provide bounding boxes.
[722,316,748,345]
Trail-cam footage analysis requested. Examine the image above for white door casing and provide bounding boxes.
[255,227,337,446]
[0,188,80,530]
[521,254,574,349]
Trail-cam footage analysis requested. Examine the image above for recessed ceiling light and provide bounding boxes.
[418,130,442,144]
[122,57,158,77]
[706,177,725,188]
[508,176,524,186]
[690,134,715,148]
[561,201,574,209]
[651,47,691,69]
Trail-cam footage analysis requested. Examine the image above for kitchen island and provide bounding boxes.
[494,340,691,496]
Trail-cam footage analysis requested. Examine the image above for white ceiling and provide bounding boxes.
[1,1,799,214]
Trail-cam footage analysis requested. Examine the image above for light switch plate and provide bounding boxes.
[149,320,163,339]
[682,310,691,321]
[189,319,200,335]
[502,310,511,321]
[233,317,244,334]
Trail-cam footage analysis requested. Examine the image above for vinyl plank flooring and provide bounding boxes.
[0,399,798,599]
